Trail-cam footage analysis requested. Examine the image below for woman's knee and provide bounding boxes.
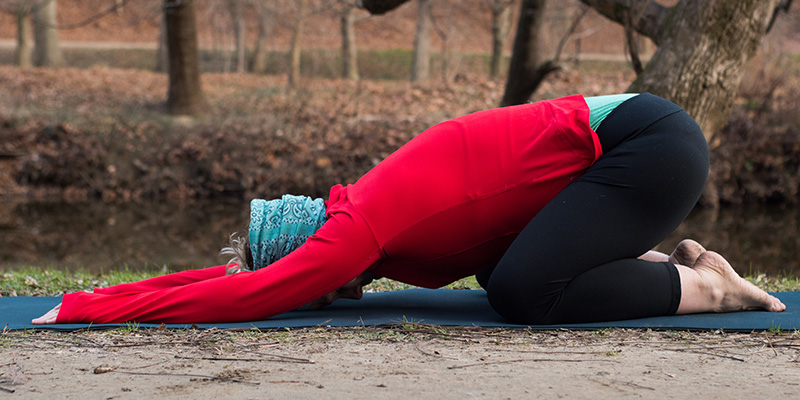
[485,277,558,325]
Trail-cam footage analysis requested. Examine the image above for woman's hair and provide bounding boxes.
[220,232,253,274]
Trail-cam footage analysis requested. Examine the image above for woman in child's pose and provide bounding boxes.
[34,93,785,325]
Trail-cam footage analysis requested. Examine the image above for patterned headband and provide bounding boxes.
[249,195,328,271]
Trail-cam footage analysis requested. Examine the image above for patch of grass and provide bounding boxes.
[367,277,417,293]
[366,276,482,295]
[786,53,800,74]
[592,327,614,337]
[3,267,795,299]
[64,48,158,70]
[1,265,482,300]
[665,330,696,341]
[271,328,299,344]
[116,322,141,333]
[443,275,482,290]
[746,273,800,292]
[336,327,417,342]
[0,267,165,297]
[355,48,417,80]
[0,46,505,81]
[767,323,783,334]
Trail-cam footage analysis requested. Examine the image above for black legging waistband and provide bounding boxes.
[594,93,686,154]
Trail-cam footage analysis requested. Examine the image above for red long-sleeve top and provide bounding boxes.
[56,95,602,324]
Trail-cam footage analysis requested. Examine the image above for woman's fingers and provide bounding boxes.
[32,303,61,325]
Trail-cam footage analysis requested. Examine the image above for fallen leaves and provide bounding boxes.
[1,63,799,205]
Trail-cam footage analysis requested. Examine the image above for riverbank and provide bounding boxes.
[1,63,799,205]
[2,200,800,276]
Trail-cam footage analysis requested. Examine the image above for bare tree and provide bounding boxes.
[288,0,308,86]
[487,0,515,78]
[2,0,159,69]
[581,0,789,141]
[500,0,550,105]
[203,0,233,72]
[229,0,246,73]
[0,1,36,68]
[32,0,63,67]
[15,4,32,67]
[157,11,169,73]
[0,1,37,68]
[621,0,646,75]
[360,0,580,89]
[340,2,360,80]
[411,0,432,81]
[164,0,208,115]
[251,1,275,74]
[500,1,586,106]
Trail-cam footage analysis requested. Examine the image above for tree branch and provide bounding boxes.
[357,0,411,15]
[578,0,669,45]
[553,4,590,62]
[623,0,649,74]
[767,0,793,33]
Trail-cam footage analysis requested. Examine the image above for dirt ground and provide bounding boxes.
[3,326,800,399]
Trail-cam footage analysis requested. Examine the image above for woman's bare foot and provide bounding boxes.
[678,251,785,314]
[669,239,706,267]
[638,239,706,265]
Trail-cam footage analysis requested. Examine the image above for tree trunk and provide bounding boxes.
[32,0,63,67]
[411,0,432,81]
[631,0,780,142]
[156,12,169,73]
[288,0,307,87]
[15,7,32,68]
[251,2,273,74]
[580,0,782,142]
[490,0,514,78]
[164,0,208,116]
[499,0,558,106]
[229,0,246,73]
[341,5,359,80]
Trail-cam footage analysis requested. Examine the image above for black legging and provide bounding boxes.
[482,93,709,324]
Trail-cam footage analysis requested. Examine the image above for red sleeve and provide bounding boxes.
[56,206,382,324]
[92,265,228,295]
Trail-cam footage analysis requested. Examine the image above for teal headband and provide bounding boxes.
[249,195,327,271]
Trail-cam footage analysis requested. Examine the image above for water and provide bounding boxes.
[1,201,798,277]
[657,206,800,277]
[0,200,248,273]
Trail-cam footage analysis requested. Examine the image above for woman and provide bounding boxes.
[33,93,784,325]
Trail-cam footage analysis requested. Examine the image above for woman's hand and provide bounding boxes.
[32,303,61,325]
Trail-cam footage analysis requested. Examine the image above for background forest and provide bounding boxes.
[0,0,798,206]
[4,7,800,399]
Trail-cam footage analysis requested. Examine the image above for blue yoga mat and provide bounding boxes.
[3,289,798,332]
